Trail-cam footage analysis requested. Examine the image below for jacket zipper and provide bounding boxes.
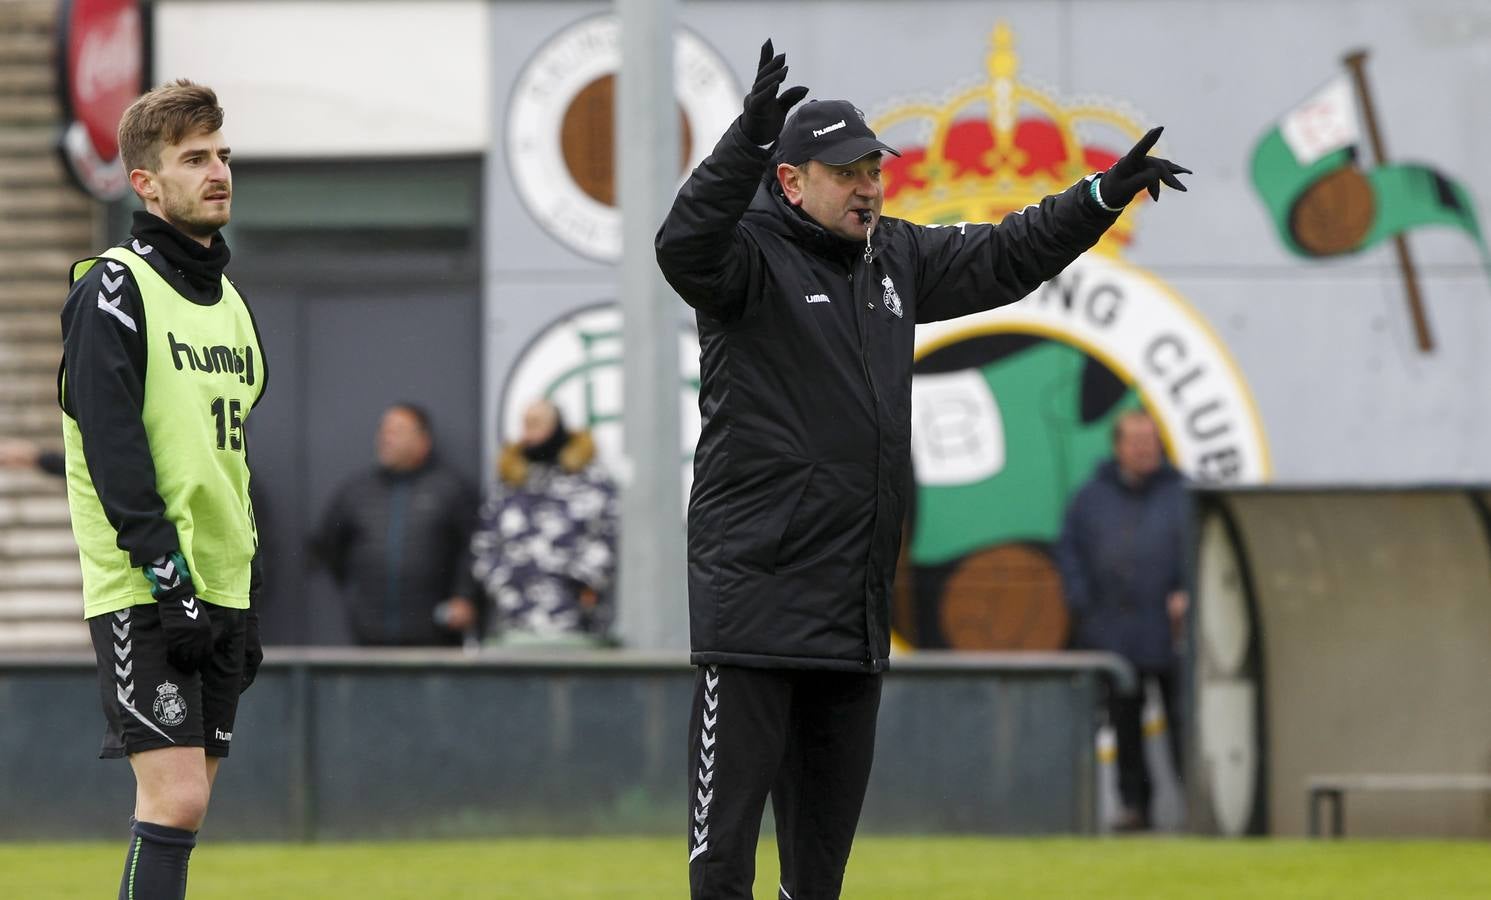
[854,233,881,669]
[852,252,881,407]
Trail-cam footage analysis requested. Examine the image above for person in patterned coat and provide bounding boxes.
[470,399,619,646]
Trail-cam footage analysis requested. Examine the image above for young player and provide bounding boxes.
[59,80,265,900]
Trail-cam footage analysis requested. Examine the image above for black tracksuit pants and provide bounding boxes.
[687,664,883,900]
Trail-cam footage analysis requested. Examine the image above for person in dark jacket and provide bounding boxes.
[0,439,65,477]
[312,403,479,646]
[655,40,1191,900]
[1056,409,1190,831]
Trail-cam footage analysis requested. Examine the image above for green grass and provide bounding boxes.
[5,836,1490,899]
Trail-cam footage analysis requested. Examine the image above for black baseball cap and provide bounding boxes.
[775,99,900,166]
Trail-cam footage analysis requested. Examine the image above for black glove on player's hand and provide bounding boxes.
[240,609,263,694]
[740,39,809,145]
[1100,126,1192,207]
[146,551,214,674]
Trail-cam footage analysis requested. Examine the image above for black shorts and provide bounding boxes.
[87,602,247,759]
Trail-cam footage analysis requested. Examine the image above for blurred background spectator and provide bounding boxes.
[0,438,64,478]
[470,398,619,647]
[1056,409,1189,831]
[310,403,480,647]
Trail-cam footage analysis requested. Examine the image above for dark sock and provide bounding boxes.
[117,820,196,900]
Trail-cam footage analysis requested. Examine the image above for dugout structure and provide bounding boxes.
[1189,488,1491,837]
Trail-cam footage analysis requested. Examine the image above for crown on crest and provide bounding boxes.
[873,24,1149,250]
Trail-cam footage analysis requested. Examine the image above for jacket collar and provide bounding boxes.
[1098,458,1181,493]
[745,179,883,265]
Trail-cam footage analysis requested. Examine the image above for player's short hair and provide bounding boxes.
[118,79,224,174]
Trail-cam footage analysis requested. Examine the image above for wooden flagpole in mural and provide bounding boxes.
[1342,49,1434,353]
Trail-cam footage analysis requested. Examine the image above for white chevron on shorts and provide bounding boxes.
[689,665,720,863]
[110,609,172,743]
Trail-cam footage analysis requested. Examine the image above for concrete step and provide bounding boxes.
[0,64,52,96]
[0,418,62,443]
[0,428,61,446]
[0,123,55,156]
[0,405,62,436]
[0,313,60,342]
[0,492,69,529]
[0,371,54,399]
[0,341,60,371]
[0,1,55,32]
[1,555,82,588]
[0,155,66,188]
[0,248,76,283]
[0,589,79,621]
[0,371,55,402]
[0,372,55,401]
[0,526,74,557]
[0,464,66,497]
[0,278,69,312]
[0,33,51,65]
[0,217,95,247]
[0,93,61,126]
[0,342,60,374]
[0,186,93,217]
[0,620,90,651]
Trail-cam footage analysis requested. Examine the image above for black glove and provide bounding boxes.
[240,609,263,694]
[145,552,214,674]
[740,39,809,146]
[1099,126,1192,208]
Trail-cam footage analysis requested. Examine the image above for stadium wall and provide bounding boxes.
[0,652,1127,840]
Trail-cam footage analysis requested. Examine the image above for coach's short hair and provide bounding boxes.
[118,79,223,174]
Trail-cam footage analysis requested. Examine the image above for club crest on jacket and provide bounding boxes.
[881,275,903,318]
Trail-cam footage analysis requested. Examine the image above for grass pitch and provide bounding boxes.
[4,836,1489,899]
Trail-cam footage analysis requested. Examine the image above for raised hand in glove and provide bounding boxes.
[240,609,263,693]
[146,551,214,674]
[1098,126,1191,209]
[740,39,809,145]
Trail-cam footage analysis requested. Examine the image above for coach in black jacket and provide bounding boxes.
[656,41,1190,900]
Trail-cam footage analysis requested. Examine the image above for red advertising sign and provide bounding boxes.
[56,0,146,200]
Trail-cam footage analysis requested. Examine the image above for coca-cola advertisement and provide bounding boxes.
[55,0,148,201]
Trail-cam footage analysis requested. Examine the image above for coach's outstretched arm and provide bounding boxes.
[655,39,807,323]
[913,126,1192,324]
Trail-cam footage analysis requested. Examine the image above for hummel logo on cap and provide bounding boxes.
[776,99,901,167]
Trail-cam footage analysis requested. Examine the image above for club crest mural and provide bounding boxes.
[871,25,1271,651]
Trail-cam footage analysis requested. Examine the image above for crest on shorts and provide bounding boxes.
[881,275,904,318]
[152,680,188,727]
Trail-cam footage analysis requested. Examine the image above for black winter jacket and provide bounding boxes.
[655,120,1120,672]
[311,461,478,646]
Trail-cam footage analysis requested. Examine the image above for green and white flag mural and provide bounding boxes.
[1250,75,1490,264]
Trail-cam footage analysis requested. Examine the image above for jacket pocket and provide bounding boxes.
[774,461,868,572]
[726,460,816,573]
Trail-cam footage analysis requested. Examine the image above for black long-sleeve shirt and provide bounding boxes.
[59,212,265,593]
